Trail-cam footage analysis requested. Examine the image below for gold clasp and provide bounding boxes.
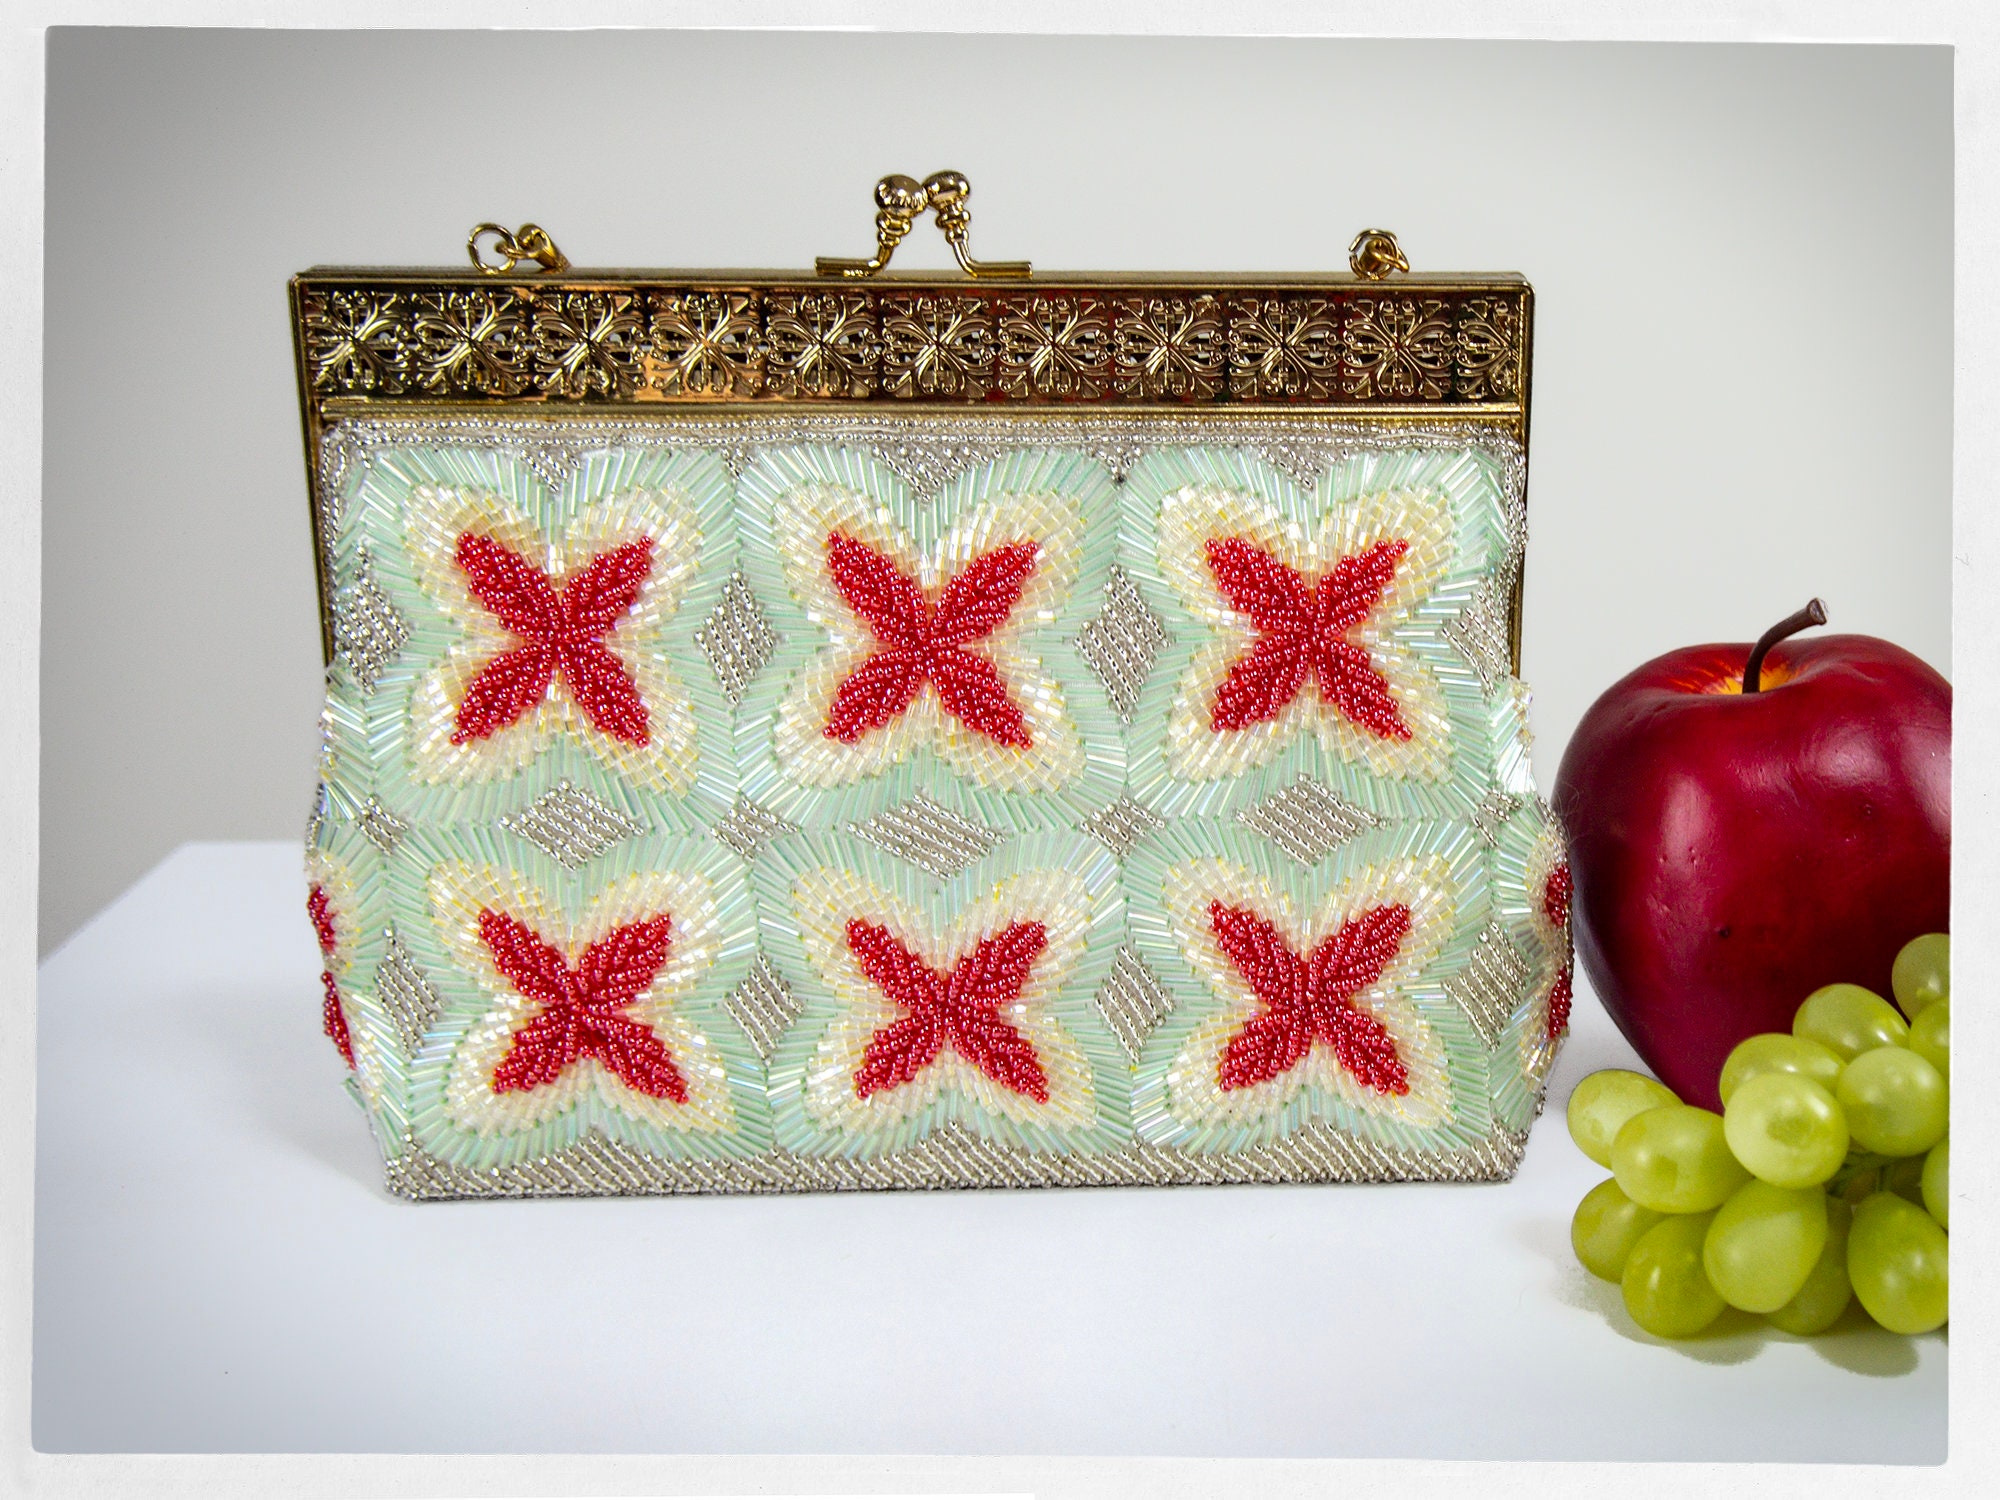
[468,222,571,275]
[1348,228,1409,281]
[816,171,1031,281]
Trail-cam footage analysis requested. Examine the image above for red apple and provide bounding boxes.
[1552,602,1950,1111]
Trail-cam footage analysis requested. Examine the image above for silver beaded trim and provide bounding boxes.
[1498,484,1529,602]
[318,412,1527,490]
[849,790,1006,881]
[381,1117,1530,1199]
[869,434,1002,498]
[498,781,645,870]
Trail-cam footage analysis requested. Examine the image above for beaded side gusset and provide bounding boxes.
[303,840,398,1121]
[307,882,353,1069]
[305,411,1562,1194]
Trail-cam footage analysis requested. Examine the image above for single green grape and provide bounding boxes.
[1702,1178,1828,1312]
[1890,932,1950,1019]
[1922,1137,1948,1228]
[1717,1032,1844,1106]
[1571,1177,1668,1282]
[1566,1070,1680,1167]
[1837,1045,1948,1157]
[1622,1211,1726,1338]
[1907,1002,1949,1082]
[1768,1197,1854,1336]
[1612,1104,1751,1213]
[1721,1071,1849,1188]
[1794,983,1908,1060]
[1849,1191,1948,1334]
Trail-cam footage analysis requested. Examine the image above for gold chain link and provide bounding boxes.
[468,222,571,276]
[1348,229,1410,281]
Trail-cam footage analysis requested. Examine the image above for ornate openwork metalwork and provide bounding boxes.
[298,275,1528,409]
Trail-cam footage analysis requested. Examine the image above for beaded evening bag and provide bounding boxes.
[292,175,1566,1198]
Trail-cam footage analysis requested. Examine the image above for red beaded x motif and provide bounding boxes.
[846,917,1051,1102]
[451,532,654,747]
[307,884,354,1069]
[1204,535,1412,740]
[1543,862,1573,1039]
[824,532,1040,749]
[478,907,688,1102]
[1208,899,1412,1095]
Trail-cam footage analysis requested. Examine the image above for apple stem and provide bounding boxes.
[1742,598,1829,694]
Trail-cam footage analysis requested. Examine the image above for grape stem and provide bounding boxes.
[1828,1151,1899,1202]
[1742,598,1829,694]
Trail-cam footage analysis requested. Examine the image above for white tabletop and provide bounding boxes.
[33,842,1945,1459]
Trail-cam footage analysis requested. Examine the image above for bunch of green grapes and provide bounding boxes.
[1566,932,1949,1340]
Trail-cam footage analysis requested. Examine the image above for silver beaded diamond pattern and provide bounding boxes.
[333,550,409,693]
[357,796,408,855]
[375,930,443,1055]
[1075,566,1169,721]
[1080,796,1166,860]
[1236,776,1382,865]
[1094,946,1176,1061]
[695,572,779,705]
[499,781,645,869]
[1256,438,1327,492]
[869,435,997,498]
[712,796,801,860]
[1470,788,1524,847]
[724,953,803,1061]
[849,791,1007,881]
[1443,577,1510,694]
[1443,922,1535,1046]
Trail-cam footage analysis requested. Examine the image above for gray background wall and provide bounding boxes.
[40,31,1951,955]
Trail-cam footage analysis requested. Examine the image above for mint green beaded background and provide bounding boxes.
[303,413,1568,1197]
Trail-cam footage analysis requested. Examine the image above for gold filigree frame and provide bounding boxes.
[291,266,1533,665]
